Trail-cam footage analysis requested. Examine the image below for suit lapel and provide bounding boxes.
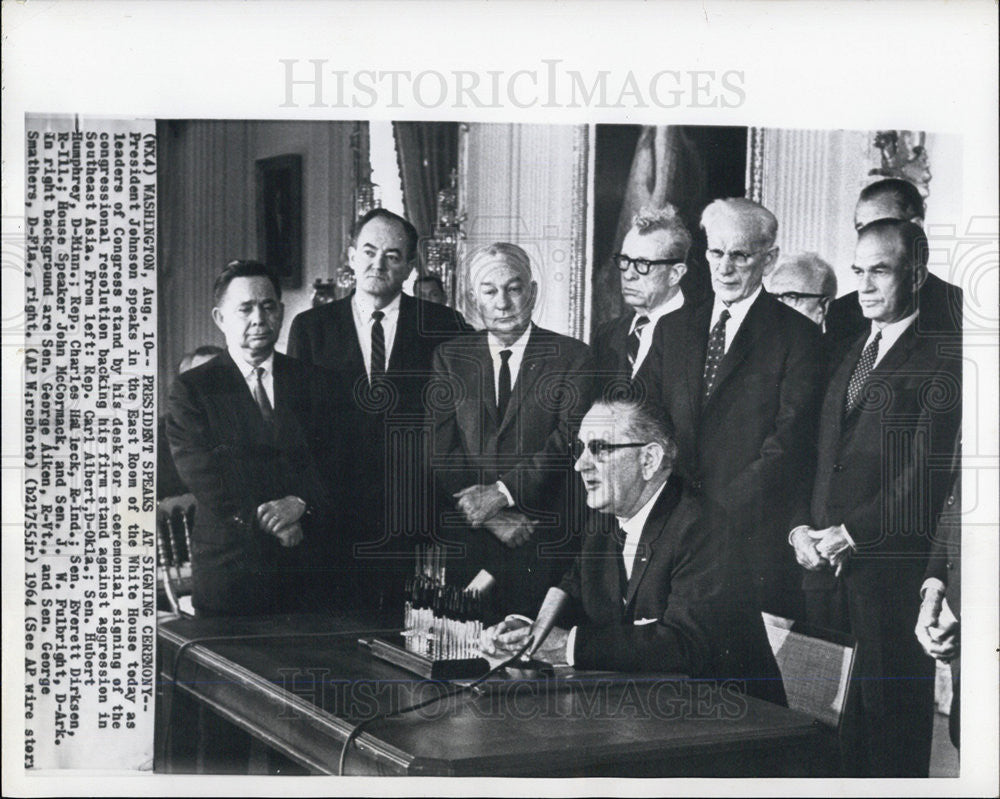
[683,300,712,425]
[216,351,266,441]
[497,324,543,437]
[335,296,367,378]
[623,477,680,609]
[703,291,766,411]
[824,332,866,443]
[474,333,500,431]
[387,293,415,373]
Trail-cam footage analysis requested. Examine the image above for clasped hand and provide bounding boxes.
[914,589,959,662]
[454,483,508,527]
[790,525,852,573]
[257,495,306,547]
[481,615,569,664]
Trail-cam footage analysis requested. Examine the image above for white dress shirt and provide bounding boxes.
[352,291,402,378]
[630,290,685,376]
[710,285,762,354]
[229,346,275,408]
[487,324,532,404]
[488,325,532,507]
[866,309,919,368]
[566,479,669,665]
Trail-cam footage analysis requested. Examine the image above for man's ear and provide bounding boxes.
[913,262,929,292]
[762,246,780,277]
[670,262,688,286]
[211,306,225,332]
[641,442,666,480]
[528,280,539,309]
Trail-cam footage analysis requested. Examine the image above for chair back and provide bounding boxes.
[761,612,855,730]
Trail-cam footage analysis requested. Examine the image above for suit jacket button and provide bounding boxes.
[691,480,703,491]
[833,464,844,472]
[946,495,956,507]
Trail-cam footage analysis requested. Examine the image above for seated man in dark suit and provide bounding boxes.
[287,209,471,608]
[789,220,962,776]
[487,397,785,706]
[428,243,596,617]
[639,198,823,618]
[590,204,689,394]
[167,261,339,616]
[825,178,963,350]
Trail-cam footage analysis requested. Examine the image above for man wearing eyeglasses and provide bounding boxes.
[591,205,689,393]
[428,243,596,617]
[485,397,786,706]
[639,198,823,619]
[765,252,838,329]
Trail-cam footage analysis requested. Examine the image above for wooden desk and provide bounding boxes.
[158,613,824,776]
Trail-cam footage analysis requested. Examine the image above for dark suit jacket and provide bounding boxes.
[287,292,471,596]
[287,291,472,418]
[638,290,823,615]
[590,308,682,400]
[825,272,963,356]
[804,323,962,776]
[559,475,786,706]
[925,458,961,619]
[166,351,340,616]
[429,324,596,615]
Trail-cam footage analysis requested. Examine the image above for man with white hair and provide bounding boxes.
[428,242,596,616]
[766,252,838,328]
[640,198,823,618]
[591,205,690,392]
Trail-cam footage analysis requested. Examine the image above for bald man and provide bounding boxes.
[766,252,837,329]
[428,243,597,617]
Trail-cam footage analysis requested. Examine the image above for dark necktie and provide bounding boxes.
[370,309,385,381]
[251,366,273,424]
[497,349,513,420]
[626,315,650,370]
[844,330,882,414]
[614,524,629,602]
[702,308,731,403]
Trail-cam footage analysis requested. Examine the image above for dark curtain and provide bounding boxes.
[392,122,459,245]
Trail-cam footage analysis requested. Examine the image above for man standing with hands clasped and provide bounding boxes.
[788,219,962,776]
[167,260,338,616]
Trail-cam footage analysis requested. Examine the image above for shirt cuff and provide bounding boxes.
[496,481,515,507]
[565,626,578,667]
[838,524,856,550]
[921,577,947,600]
[788,524,811,546]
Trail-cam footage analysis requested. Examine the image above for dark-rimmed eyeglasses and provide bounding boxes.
[772,291,829,303]
[613,253,685,276]
[572,439,650,460]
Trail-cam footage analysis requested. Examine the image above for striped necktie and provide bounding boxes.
[626,315,650,369]
[370,309,385,381]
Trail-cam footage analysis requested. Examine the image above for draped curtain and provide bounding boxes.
[392,122,459,246]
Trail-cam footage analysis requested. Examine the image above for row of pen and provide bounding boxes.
[403,577,485,661]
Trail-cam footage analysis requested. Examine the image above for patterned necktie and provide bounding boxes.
[702,308,731,403]
[844,330,882,414]
[370,309,385,381]
[626,315,650,369]
[497,349,513,420]
[251,366,273,424]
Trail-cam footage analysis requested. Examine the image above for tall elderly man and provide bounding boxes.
[288,209,472,608]
[639,198,823,618]
[487,397,785,706]
[766,252,837,329]
[789,219,962,776]
[166,261,339,616]
[429,243,596,617]
[826,178,963,348]
[590,205,689,392]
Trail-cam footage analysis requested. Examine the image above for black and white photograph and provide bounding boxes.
[3,1,997,796]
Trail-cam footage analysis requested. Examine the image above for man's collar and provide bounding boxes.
[487,323,532,356]
[227,345,274,377]
[353,290,402,317]
[712,284,762,322]
[616,477,669,534]
[633,289,685,327]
